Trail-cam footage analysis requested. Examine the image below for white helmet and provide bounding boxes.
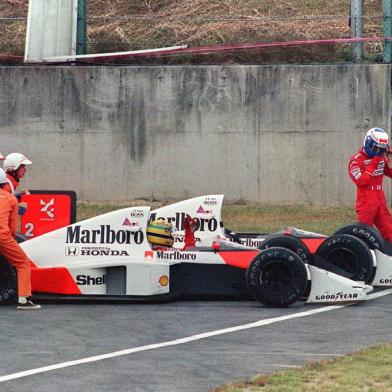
[363,127,389,158]
[0,168,8,184]
[3,153,32,172]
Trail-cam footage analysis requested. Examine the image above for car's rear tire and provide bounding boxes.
[0,256,17,305]
[334,223,384,253]
[258,234,312,264]
[246,247,308,307]
[315,234,374,283]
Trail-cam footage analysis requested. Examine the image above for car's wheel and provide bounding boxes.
[258,234,312,264]
[315,234,374,283]
[0,256,17,305]
[246,247,308,307]
[334,223,384,253]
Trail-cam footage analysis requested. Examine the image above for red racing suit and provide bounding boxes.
[348,148,392,242]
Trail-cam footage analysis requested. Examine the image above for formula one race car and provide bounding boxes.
[0,194,375,307]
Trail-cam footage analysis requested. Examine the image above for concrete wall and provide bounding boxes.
[0,64,390,204]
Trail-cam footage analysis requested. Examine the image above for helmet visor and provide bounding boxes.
[373,146,386,155]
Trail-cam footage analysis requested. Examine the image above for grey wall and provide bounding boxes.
[0,64,390,204]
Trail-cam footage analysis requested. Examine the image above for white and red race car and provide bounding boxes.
[0,194,377,308]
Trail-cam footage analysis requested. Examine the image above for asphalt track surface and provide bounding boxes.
[2,290,392,392]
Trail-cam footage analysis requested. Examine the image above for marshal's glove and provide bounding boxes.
[367,155,383,174]
[387,146,392,170]
[18,202,27,215]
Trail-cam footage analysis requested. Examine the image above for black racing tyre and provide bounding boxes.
[258,234,312,264]
[0,256,17,305]
[246,247,308,307]
[315,234,374,283]
[334,223,384,253]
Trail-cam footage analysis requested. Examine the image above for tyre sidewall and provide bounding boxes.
[246,247,308,307]
[334,223,384,252]
[316,234,374,283]
[258,234,312,264]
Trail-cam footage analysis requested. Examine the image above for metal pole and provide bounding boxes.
[351,0,363,63]
[384,0,392,63]
[76,0,87,55]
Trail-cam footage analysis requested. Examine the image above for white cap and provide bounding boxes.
[0,168,8,184]
[3,153,32,172]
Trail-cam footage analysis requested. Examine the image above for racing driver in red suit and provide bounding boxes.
[348,127,392,242]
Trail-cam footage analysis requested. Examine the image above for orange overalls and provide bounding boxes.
[0,189,32,296]
[3,174,19,197]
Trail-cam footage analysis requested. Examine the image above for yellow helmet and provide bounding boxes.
[146,219,174,247]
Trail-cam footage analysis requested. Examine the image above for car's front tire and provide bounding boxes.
[246,247,308,307]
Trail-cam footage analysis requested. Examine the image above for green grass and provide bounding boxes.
[76,202,131,222]
[221,203,356,235]
[77,201,356,236]
[213,343,392,392]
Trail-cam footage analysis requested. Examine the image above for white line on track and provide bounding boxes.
[367,287,392,300]
[1,288,392,383]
